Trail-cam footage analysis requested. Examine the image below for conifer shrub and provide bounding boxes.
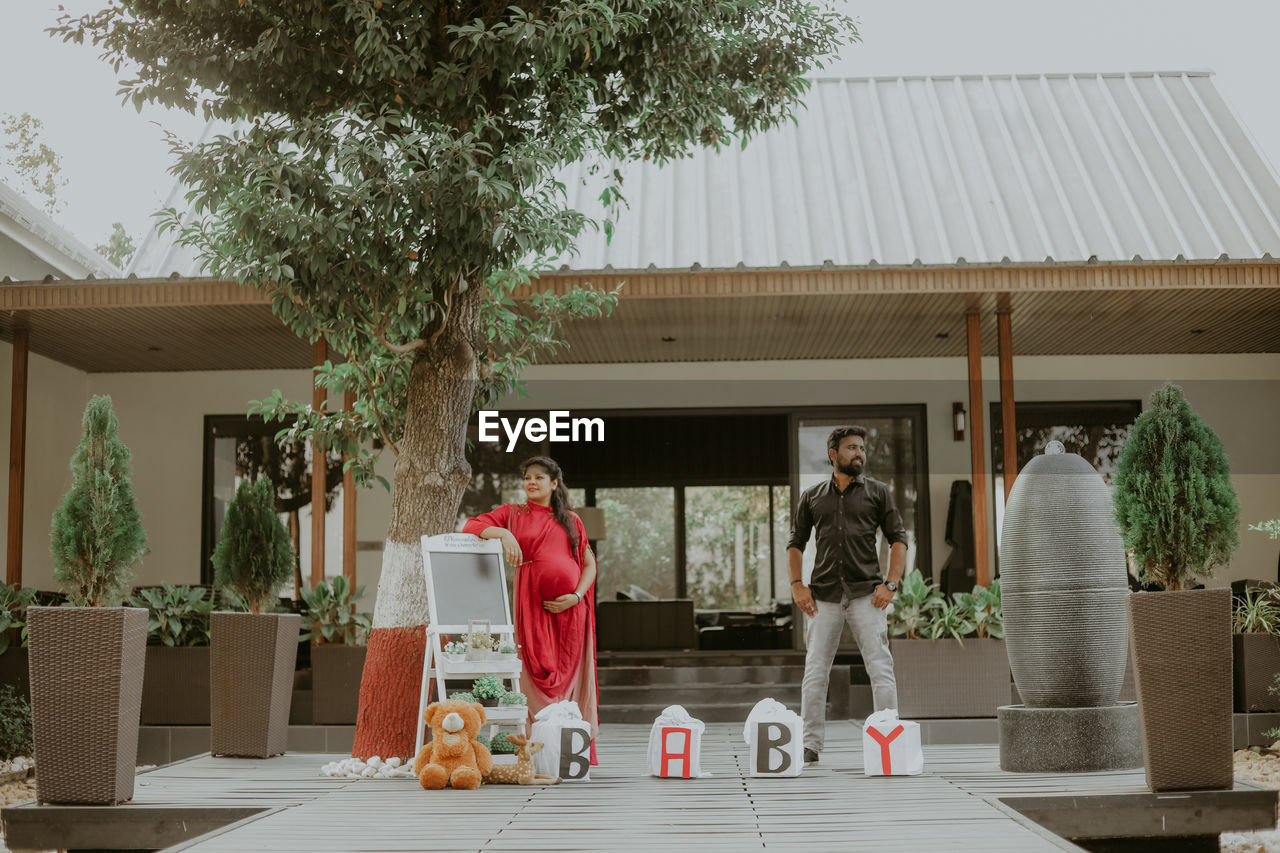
[210,477,294,614]
[1113,382,1240,591]
[49,396,147,607]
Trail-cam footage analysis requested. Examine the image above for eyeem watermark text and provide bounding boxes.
[478,410,605,451]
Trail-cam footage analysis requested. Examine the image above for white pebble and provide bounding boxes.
[386,757,402,768]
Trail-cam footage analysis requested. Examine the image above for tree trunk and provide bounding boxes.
[352,289,482,760]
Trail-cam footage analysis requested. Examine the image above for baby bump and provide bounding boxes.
[530,555,580,600]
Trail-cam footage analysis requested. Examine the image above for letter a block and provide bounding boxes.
[651,726,702,778]
[558,724,592,782]
[750,719,803,777]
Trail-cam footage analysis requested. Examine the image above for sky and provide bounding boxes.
[2,0,1279,257]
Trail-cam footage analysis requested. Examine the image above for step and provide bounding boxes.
[599,683,804,706]
[599,650,810,668]
[601,702,828,724]
[597,664,806,687]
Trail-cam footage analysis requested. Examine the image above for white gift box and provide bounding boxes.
[861,709,923,776]
[647,705,708,778]
[742,698,803,777]
[530,700,591,782]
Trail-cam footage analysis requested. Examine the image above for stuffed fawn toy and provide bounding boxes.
[483,733,559,785]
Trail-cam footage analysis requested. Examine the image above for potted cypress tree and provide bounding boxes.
[209,476,298,758]
[1114,382,1240,791]
[30,396,148,804]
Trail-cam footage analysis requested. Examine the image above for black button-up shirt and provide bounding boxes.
[787,475,908,603]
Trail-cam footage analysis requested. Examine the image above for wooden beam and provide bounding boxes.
[967,310,991,587]
[998,305,1018,500]
[6,327,27,586]
[342,389,356,586]
[311,338,327,589]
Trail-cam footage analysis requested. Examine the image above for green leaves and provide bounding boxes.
[298,575,373,645]
[128,584,214,646]
[888,571,1001,642]
[0,583,37,654]
[210,476,294,614]
[1113,382,1240,590]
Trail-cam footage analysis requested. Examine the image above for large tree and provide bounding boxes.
[55,0,856,758]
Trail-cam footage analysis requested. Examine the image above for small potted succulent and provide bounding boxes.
[488,732,517,754]
[498,691,527,707]
[466,630,496,662]
[494,641,518,666]
[442,641,467,663]
[448,691,476,703]
[472,674,506,707]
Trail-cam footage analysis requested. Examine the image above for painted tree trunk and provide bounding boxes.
[352,290,483,760]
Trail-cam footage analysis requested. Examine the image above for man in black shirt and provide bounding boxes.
[788,425,908,766]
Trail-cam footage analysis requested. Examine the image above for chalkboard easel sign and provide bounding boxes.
[421,533,514,635]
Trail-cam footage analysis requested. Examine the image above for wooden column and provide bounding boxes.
[311,338,327,589]
[342,388,357,586]
[966,309,991,587]
[997,304,1018,500]
[6,328,28,586]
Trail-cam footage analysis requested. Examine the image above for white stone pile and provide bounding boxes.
[319,755,415,779]
[0,757,33,785]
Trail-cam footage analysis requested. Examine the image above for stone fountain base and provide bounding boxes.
[999,702,1143,772]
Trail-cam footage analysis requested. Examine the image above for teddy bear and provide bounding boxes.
[413,699,492,790]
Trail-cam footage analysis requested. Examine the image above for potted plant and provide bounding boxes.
[498,691,527,707]
[0,582,36,702]
[494,642,518,666]
[129,584,215,725]
[465,629,496,662]
[1232,587,1280,712]
[442,641,468,663]
[472,674,506,707]
[448,691,476,703]
[29,395,148,804]
[300,575,373,724]
[1114,382,1240,792]
[209,476,299,758]
[488,732,517,754]
[889,572,1011,718]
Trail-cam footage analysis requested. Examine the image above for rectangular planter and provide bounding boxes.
[1129,588,1233,791]
[0,647,29,703]
[890,637,1011,718]
[311,644,366,725]
[210,612,300,758]
[27,606,148,804]
[1233,632,1280,712]
[141,646,211,725]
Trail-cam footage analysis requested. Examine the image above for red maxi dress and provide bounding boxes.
[462,502,599,763]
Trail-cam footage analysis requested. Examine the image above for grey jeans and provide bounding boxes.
[801,592,898,752]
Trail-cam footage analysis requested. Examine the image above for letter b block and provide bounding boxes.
[559,725,591,782]
[750,719,802,777]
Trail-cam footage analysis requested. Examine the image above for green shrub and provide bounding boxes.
[448,691,476,703]
[1113,383,1239,590]
[128,584,213,646]
[471,674,505,701]
[920,599,975,642]
[0,583,37,653]
[954,580,1004,640]
[886,570,943,639]
[299,575,372,645]
[499,691,527,706]
[0,685,33,760]
[1234,588,1280,634]
[49,396,147,607]
[210,477,294,614]
[488,732,516,754]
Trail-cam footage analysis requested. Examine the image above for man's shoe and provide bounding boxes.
[803,748,819,766]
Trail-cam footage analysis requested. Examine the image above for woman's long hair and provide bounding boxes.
[520,456,578,551]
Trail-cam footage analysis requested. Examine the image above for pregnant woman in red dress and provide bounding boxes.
[462,456,599,762]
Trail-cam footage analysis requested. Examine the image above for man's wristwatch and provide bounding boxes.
[884,581,898,593]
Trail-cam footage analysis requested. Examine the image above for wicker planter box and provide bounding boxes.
[890,637,1011,718]
[26,606,148,804]
[311,644,366,725]
[1233,632,1280,712]
[1129,588,1233,791]
[210,612,300,758]
[0,647,29,703]
[141,646,211,725]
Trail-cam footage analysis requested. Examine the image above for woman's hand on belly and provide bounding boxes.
[542,594,579,614]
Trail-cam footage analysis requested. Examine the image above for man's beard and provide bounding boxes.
[836,459,863,477]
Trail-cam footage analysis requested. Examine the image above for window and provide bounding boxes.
[594,487,677,601]
[685,485,790,609]
[202,415,346,592]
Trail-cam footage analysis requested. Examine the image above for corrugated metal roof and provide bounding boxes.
[129,71,1280,279]
[553,71,1280,270]
[0,181,121,280]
